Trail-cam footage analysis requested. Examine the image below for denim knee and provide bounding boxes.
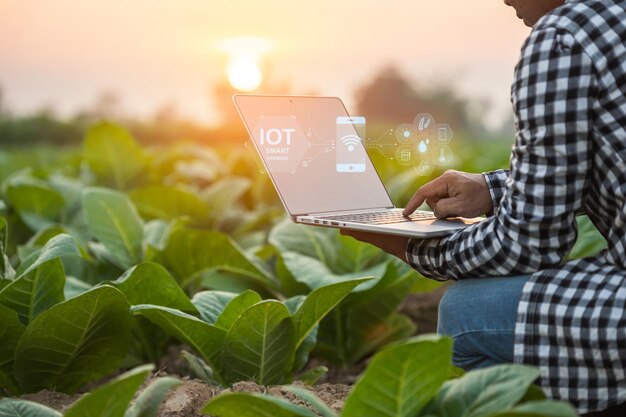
[436,277,529,370]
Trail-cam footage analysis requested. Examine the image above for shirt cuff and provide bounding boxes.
[405,237,449,282]
[482,169,509,216]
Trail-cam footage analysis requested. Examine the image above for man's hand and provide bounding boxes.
[403,170,493,218]
[340,230,409,263]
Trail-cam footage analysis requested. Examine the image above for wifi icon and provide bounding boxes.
[340,135,361,152]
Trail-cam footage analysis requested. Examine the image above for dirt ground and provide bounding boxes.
[15,289,445,416]
[19,376,351,417]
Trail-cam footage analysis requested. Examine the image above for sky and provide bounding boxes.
[0,0,530,128]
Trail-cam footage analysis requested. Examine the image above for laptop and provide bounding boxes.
[233,94,482,238]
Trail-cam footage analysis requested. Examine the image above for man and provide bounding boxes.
[343,0,626,414]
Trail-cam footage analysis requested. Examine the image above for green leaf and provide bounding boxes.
[201,177,251,227]
[84,122,146,189]
[220,300,295,385]
[0,258,65,324]
[296,366,328,386]
[180,351,220,385]
[142,219,174,253]
[4,175,65,231]
[163,227,272,287]
[215,290,262,330]
[343,335,452,417]
[131,305,225,376]
[293,279,369,348]
[345,263,416,358]
[191,291,237,324]
[426,365,541,417]
[64,276,92,300]
[281,385,338,417]
[64,364,153,417]
[0,399,61,417]
[114,262,196,313]
[269,220,337,265]
[203,393,317,417]
[486,400,578,417]
[14,286,132,393]
[0,217,9,279]
[16,233,81,278]
[124,376,180,417]
[129,185,209,223]
[350,314,416,362]
[82,187,144,269]
[281,252,386,291]
[567,215,608,260]
[333,233,385,274]
[0,305,25,394]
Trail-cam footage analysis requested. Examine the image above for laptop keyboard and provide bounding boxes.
[317,209,436,225]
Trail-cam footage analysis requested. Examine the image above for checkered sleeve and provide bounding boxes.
[406,28,596,281]
[483,169,509,215]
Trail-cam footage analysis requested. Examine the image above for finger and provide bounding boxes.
[432,197,465,219]
[403,177,449,216]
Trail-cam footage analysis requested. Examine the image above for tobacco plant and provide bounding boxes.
[204,336,578,417]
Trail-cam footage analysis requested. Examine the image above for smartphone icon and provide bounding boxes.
[336,116,366,173]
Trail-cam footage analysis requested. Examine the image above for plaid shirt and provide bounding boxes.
[406,0,626,413]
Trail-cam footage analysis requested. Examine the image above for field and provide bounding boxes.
[0,122,606,417]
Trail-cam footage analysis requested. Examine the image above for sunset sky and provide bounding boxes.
[0,1,530,128]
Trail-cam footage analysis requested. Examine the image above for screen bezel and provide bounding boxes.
[232,94,395,217]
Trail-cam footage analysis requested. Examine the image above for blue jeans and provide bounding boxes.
[437,275,530,370]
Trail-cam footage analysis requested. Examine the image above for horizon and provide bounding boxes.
[0,1,530,129]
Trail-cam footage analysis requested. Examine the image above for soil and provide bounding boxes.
[18,375,351,417]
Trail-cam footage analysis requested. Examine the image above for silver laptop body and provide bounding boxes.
[233,94,481,238]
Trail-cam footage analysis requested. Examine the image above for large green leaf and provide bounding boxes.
[191,291,237,324]
[13,286,132,393]
[203,393,317,417]
[0,258,65,324]
[3,175,65,231]
[131,305,225,376]
[124,376,180,417]
[82,187,144,269]
[215,290,262,330]
[293,279,369,348]
[343,336,452,417]
[486,400,578,417]
[16,233,81,278]
[129,185,209,223]
[269,220,337,265]
[84,122,146,189]
[0,399,61,417]
[425,365,542,417]
[64,364,153,417]
[163,228,272,287]
[114,262,196,313]
[220,300,295,385]
[0,305,25,394]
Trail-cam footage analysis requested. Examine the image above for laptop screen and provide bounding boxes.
[234,95,393,215]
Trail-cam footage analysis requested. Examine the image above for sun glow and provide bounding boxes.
[218,37,273,92]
